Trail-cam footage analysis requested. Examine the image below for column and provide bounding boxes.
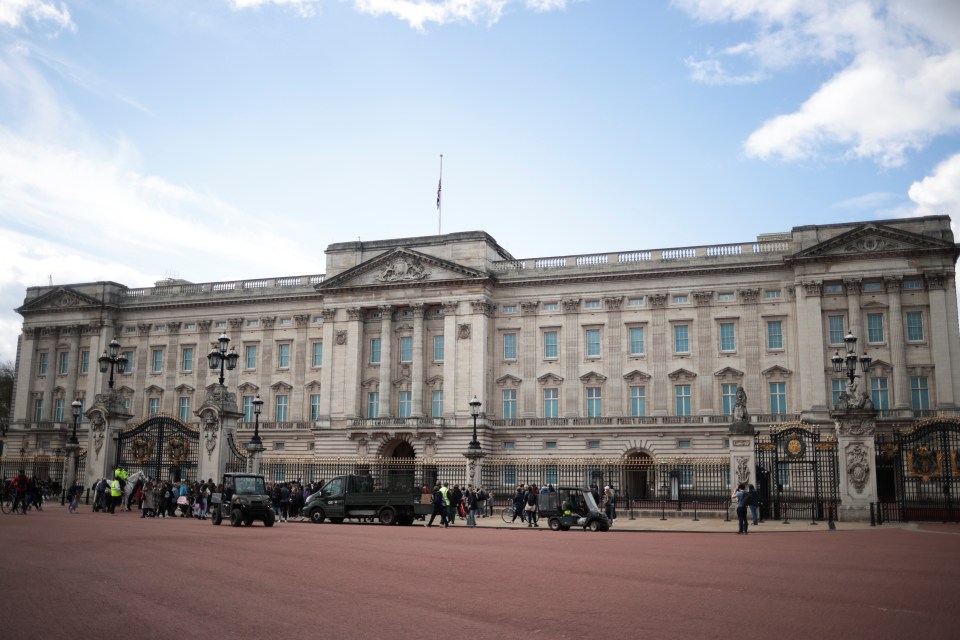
[470,299,495,412]
[649,294,668,415]
[64,325,81,406]
[844,279,863,341]
[344,307,363,418]
[739,289,761,414]
[293,314,310,417]
[133,323,152,414]
[796,282,828,414]
[520,301,539,418]
[833,409,879,522]
[166,321,184,415]
[441,302,459,419]
[693,291,714,414]
[884,277,910,411]
[562,298,580,418]
[604,296,625,417]
[925,273,956,408]
[41,327,58,420]
[379,305,394,418]
[13,327,37,424]
[319,309,336,420]
[411,303,425,417]
[728,430,757,494]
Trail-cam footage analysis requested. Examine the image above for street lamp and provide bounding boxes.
[98,339,128,389]
[207,332,239,386]
[251,395,264,446]
[832,331,872,386]
[69,399,82,446]
[468,395,482,450]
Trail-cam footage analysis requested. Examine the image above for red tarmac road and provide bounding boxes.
[2,507,958,640]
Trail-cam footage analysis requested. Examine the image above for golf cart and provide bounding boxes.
[210,473,275,527]
[538,486,610,532]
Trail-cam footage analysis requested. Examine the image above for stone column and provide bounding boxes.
[293,314,310,416]
[378,306,394,418]
[604,296,625,417]
[739,289,762,415]
[441,302,459,419]
[344,307,364,418]
[832,408,878,522]
[521,301,539,418]
[562,298,580,418]
[884,277,910,413]
[728,430,757,495]
[14,328,37,424]
[797,281,828,415]
[318,309,337,420]
[693,291,714,414]
[63,325,81,406]
[926,273,955,408]
[41,327,58,420]
[85,392,134,485]
[844,279,863,342]
[649,294,668,415]
[166,321,185,415]
[470,300,495,414]
[411,304,425,417]
[196,388,243,482]
[133,323,152,415]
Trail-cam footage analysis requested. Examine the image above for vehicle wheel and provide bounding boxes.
[309,508,325,524]
[329,517,344,524]
[230,509,243,527]
[264,512,275,527]
[244,517,253,526]
[548,517,562,531]
[379,507,397,526]
[211,511,222,526]
[589,519,602,532]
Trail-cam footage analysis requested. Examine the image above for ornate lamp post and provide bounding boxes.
[98,339,128,389]
[464,396,485,484]
[251,395,264,446]
[468,395,482,450]
[832,331,872,387]
[207,333,239,386]
[69,399,83,446]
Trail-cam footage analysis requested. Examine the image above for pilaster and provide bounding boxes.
[832,409,879,521]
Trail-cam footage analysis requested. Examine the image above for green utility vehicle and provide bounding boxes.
[304,474,434,526]
[210,473,276,527]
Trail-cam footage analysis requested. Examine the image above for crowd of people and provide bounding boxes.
[425,482,493,527]
[3,470,62,514]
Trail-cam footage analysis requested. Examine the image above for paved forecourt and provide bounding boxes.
[1,504,957,640]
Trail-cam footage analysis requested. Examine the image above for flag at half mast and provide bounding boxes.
[436,177,442,210]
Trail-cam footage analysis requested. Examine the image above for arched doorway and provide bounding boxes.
[379,438,418,491]
[624,451,654,501]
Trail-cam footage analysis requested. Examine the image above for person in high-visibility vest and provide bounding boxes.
[109,477,122,514]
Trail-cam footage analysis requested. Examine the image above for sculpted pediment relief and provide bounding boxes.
[761,365,793,378]
[316,247,489,291]
[16,286,104,314]
[714,367,745,380]
[579,371,608,384]
[174,384,195,394]
[667,368,697,381]
[623,370,651,383]
[270,381,293,391]
[496,374,522,387]
[237,382,260,393]
[788,223,954,263]
[538,372,564,385]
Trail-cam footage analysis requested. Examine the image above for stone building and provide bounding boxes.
[4,216,959,484]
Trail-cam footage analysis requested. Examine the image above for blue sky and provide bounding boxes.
[1,0,959,362]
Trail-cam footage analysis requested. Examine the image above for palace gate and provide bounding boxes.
[755,423,839,522]
[115,414,200,483]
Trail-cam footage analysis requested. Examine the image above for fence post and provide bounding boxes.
[725,501,730,522]
[660,500,667,521]
[782,501,790,525]
[692,500,699,522]
[628,492,635,520]
[810,502,818,525]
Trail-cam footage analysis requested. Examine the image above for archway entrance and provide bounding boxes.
[624,451,654,501]
[378,438,418,491]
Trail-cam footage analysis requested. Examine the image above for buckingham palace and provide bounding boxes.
[3,215,960,519]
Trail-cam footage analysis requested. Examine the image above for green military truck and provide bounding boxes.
[304,474,434,526]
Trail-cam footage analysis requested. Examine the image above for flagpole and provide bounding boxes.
[437,153,443,235]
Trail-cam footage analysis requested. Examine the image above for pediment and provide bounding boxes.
[788,223,954,263]
[361,377,380,389]
[761,365,793,378]
[117,385,135,396]
[304,380,321,391]
[174,384,195,394]
[144,385,164,394]
[270,381,293,391]
[868,359,893,373]
[623,369,651,383]
[496,374,522,387]
[579,371,608,384]
[667,368,697,381]
[17,286,106,314]
[315,247,489,291]
[714,366,745,380]
[237,382,260,393]
[425,375,444,387]
[537,372,564,385]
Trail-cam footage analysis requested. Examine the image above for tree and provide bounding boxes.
[0,360,13,423]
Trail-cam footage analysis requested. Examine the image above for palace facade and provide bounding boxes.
[5,216,960,466]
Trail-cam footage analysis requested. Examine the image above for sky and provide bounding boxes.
[1,0,959,364]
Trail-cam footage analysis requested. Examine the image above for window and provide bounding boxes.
[399,336,413,362]
[148,398,160,416]
[586,387,602,417]
[678,439,691,449]
[627,297,645,306]
[279,318,292,327]
[179,397,191,422]
[629,327,645,355]
[182,347,194,372]
[246,318,259,327]
[312,342,323,367]
[54,398,65,422]
[828,316,845,345]
[243,396,254,422]
[630,386,646,417]
[903,278,923,290]
[398,391,412,418]
[871,378,889,411]
[675,385,691,416]
[34,398,43,422]
[585,329,601,357]
[274,442,285,450]
[767,321,783,350]
[674,325,690,353]
[310,394,321,421]
[544,388,559,418]
[831,379,844,407]
[431,390,443,418]
[721,384,738,415]
[824,283,843,294]
[502,389,517,419]
[545,441,557,450]
[719,323,736,352]
[672,295,688,304]
[502,304,518,313]
[584,300,601,309]
[370,338,381,364]
[367,392,379,419]
[125,325,137,334]
[718,292,735,302]
[184,323,196,331]
[215,321,227,329]
[245,344,257,369]
[121,351,134,373]
[764,290,781,299]
[587,440,601,449]
[769,382,787,414]
[906,312,924,341]
[867,314,884,343]
[154,324,166,332]
[503,333,517,360]
[151,349,163,373]
[58,352,68,375]
[544,331,558,359]
[275,395,289,422]
[433,335,444,362]
[863,282,882,292]
[38,352,48,375]
[277,343,291,368]
[910,377,929,410]
[543,302,560,311]
[80,350,90,374]
[503,441,516,450]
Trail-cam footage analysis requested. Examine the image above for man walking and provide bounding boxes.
[109,476,122,514]
[426,484,448,528]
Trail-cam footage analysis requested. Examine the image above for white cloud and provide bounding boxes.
[908,153,960,235]
[675,0,960,167]
[0,0,73,32]
[226,0,321,17]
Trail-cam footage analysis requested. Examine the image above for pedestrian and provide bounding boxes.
[426,484,448,528]
[603,486,617,526]
[279,482,291,522]
[476,484,488,517]
[108,476,122,514]
[511,487,525,524]
[466,488,479,527]
[732,483,749,535]
[67,480,80,514]
[748,484,760,525]
[524,485,539,528]
[449,484,462,524]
